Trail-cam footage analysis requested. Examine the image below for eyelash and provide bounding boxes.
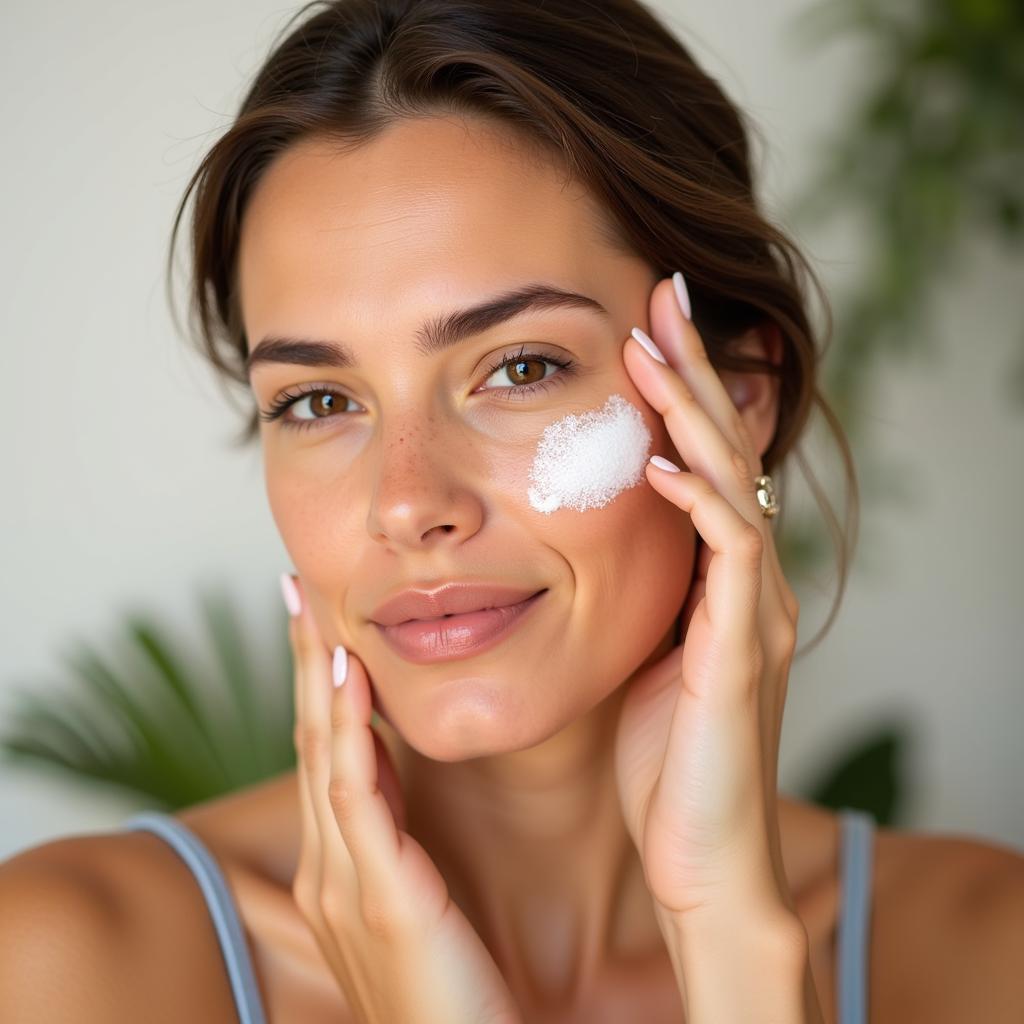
[258,346,577,432]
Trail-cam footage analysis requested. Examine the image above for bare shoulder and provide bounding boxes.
[0,826,239,1023]
[872,823,1024,1022]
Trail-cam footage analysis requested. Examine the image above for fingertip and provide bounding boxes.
[332,644,348,688]
[279,571,301,617]
[650,454,682,473]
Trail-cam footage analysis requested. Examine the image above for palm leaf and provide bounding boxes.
[0,584,297,809]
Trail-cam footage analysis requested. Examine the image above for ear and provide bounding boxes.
[719,321,783,461]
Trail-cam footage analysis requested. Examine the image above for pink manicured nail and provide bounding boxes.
[630,327,668,365]
[672,271,692,321]
[333,645,349,688]
[650,454,682,473]
[279,572,301,617]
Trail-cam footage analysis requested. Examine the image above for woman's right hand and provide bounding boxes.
[283,573,522,1024]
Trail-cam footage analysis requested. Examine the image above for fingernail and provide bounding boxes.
[672,272,692,321]
[650,454,682,473]
[630,327,667,365]
[279,572,301,617]
[333,644,349,687]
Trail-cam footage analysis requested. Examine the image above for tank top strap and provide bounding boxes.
[836,806,875,1024]
[121,811,267,1024]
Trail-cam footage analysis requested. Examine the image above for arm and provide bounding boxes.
[655,902,822,1024]
[0,834,239,1024]
[0,845,126,1023]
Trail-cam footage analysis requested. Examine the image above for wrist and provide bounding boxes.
[655,902,816,1023]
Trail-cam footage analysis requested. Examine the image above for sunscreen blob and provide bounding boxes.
[527,393,653,514]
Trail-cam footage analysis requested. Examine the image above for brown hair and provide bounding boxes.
[166,0,859,656]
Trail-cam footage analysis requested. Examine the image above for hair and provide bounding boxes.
[166,0,859,656]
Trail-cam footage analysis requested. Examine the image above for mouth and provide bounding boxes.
[373,588,548,664]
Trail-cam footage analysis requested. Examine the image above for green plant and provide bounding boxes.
[801,719,913,826]
[0,586,298,810]
[788,0,1024,428]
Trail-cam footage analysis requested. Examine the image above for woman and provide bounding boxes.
[3,1,1022,1021]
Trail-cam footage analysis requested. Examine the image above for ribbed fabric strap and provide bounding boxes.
[836,808,875,1024]
[121,806,873,1024]
[122,811,267,1024]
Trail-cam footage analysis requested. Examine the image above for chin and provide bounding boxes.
[373,667,613,763]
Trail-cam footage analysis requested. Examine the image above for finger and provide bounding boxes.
[627,324,797,637]
[649,273,764,469]
[642,277,799,625]
[327,644,404,899]
[647,457,763,673]
[289,578,360,888]
[293,625,326,893]
[283,575,328,913]
[626,329,764,532]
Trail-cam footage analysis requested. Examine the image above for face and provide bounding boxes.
[240,115,695,760]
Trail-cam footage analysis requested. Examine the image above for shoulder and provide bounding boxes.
[872,824,1024,1022]
[0,826,239,1023]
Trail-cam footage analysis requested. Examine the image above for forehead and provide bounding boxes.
[237,116,622,340]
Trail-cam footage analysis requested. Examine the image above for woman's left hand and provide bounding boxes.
[613,273,803,938]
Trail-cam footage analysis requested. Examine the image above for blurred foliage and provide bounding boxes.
[0,586,299,810]
[801,720,913,826]
[789,0,1024,432]
[774,0,1023,657]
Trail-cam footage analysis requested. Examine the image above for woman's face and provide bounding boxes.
[239,115,695,760]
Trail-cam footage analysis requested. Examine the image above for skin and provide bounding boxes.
[238,113,800,1015]
[3,107,1024,1024]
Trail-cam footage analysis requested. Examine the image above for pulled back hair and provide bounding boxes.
[167,0,859,655]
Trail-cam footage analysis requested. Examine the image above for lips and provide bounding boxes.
[370,582,546,627]
[372,588,548,664]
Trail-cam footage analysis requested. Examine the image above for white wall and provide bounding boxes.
[2,0,1021,860]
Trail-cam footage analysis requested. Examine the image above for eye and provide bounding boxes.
[257,385,356,431]
[258,346,578,433]
[480,346,576,401]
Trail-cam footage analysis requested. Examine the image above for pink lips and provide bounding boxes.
[373,589,547,664]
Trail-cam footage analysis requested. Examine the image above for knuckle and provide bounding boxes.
[319,880,349,924]
[359,892,399,941]
[741,523,764,561]
[292,879,319,921]
[327,775,358,823]
[730,447,755,490]
[776,616,798,654]
[675,379,697,405]
[296,724,328,764]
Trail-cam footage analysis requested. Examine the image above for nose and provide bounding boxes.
[365,419,484,552]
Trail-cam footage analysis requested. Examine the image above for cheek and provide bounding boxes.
[517,392,694,650]
[263,459,358,611]
[525,393,653,515]
[524,395,651,516]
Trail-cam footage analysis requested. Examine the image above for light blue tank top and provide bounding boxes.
[121,805,874,1023]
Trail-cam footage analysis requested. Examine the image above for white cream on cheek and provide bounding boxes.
[527,393,653,514]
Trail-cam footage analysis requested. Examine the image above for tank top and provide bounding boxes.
[121,805,875,1023]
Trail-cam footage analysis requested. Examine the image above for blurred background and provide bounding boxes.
[2,0,1022,861]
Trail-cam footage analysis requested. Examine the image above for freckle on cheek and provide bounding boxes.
[527,393,653,514]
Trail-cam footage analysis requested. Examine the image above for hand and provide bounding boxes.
[612,274,803,933]
[285,575,522,1024]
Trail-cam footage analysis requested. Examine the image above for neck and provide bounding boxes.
[334,628,833,1012]
[394,679,660,1004]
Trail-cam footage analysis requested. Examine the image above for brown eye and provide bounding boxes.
[259,387,355,430]
[504,358,547,386]
[481,350,572,397]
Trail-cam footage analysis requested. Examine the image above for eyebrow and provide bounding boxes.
[245,283,610,378]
